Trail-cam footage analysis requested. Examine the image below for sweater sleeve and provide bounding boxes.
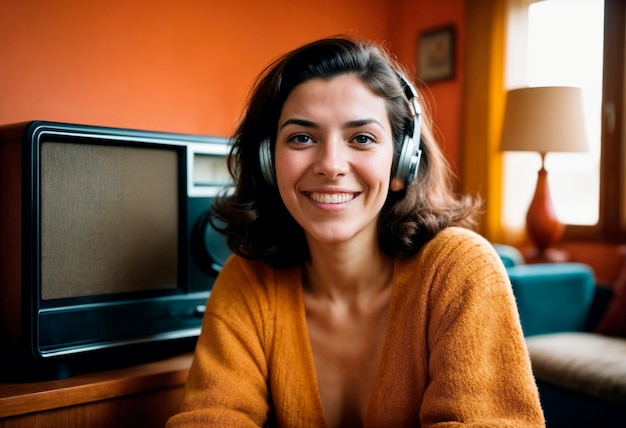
[166,256,273,428]
[418,230,545,427]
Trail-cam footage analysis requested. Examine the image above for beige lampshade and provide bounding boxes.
[500,86,589,154]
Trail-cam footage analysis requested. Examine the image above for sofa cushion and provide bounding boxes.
[526,332,626,402]
[508,263,595,336]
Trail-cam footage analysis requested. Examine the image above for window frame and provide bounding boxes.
[565,0,625,242]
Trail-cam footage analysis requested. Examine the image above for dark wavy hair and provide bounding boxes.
[210,35,480,268]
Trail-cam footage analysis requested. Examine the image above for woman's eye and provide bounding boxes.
[290,134,312,144]
[353,134,374,145]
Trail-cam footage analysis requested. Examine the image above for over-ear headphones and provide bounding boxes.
[258,72,422,190]
[393,72,422,190]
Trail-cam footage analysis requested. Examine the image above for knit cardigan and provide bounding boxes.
[167,227,545,427]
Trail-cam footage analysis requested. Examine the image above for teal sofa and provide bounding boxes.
[493,244,626,427]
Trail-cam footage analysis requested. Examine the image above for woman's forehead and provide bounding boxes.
[278,75,391,130]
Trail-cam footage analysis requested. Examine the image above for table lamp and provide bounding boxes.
[500,86,589,261]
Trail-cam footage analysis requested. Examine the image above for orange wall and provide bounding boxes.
[0,0,464,168]
[388,0,465,173]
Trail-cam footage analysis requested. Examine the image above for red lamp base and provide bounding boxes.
[525,164,567,261]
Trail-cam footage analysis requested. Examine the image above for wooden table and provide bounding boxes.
[0,353,193,427]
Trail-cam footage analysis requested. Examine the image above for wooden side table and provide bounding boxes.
[0,353,193,428]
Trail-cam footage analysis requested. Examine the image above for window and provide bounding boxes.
[503,0,626,242]
[503,0,604,236]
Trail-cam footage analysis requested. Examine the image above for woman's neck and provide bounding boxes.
[303,239,394,302]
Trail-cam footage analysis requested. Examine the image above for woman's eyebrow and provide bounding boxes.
[344,118,386,130]
[280,118,318,129]
[280,118,386,130]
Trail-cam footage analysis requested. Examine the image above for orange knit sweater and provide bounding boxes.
[167,227,545,427]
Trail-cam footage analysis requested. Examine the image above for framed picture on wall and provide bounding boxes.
[418,25,455,83]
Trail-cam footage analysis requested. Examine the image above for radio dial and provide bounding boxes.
[192,211,231,275]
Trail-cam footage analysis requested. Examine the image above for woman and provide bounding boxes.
[167,36,544,427]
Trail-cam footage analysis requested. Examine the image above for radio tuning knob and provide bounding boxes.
[193,305,206,317]
[191,211,231,275]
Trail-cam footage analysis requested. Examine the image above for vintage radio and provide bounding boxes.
[0,121,232,378]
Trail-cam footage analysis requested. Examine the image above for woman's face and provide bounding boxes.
[274,74,395,247]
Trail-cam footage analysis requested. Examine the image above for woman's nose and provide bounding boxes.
[312,138,349,180]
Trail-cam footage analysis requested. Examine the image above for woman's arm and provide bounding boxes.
[420,232,545,427]
[166,257,272,427]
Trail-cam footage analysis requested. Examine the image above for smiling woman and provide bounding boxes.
[166,35,545,427]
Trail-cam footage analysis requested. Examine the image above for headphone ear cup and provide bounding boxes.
[393,72,423,190]
[259,137,276,187]
[394,134,420,190]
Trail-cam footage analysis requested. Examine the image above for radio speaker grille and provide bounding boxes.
[40,142,179,300]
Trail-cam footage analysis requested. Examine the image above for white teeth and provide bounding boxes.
[310,193,355,204]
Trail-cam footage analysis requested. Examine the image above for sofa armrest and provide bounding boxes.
[492,243,525,268]
[507,263,595,336]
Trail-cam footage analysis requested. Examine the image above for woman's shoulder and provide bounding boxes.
[421,227,498,262]
[210,255,302,307]
[394,228,510,312]
[398,227,505,282]
[219,254,276,281]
